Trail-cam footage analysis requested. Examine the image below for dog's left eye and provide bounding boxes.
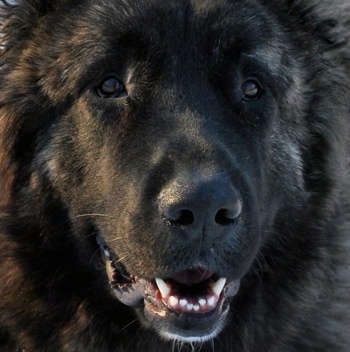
[96,76,126,98]
[241,79,261,100]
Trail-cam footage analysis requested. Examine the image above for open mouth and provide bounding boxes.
[97,236,240,340]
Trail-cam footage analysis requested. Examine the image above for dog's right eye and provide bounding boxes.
[96,76,126,98]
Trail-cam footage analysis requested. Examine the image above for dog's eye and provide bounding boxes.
[241,80,261,100]
[96,76,126,98]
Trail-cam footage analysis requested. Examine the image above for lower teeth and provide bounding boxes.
[163,294,219,313]
[154,276,227,313]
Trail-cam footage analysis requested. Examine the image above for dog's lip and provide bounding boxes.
[96,236,240,312]
[143,279,235,341]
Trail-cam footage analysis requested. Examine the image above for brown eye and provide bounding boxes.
[96,76,126,98]
[241,80,261,100]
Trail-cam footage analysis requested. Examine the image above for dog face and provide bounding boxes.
[2,0,319,343]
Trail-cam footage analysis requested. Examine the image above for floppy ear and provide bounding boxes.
[0,0,66,49]
[280,0,350,74]
[316,5,350,75]
[0,0,70,196]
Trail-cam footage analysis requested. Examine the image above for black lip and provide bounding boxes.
[143,289,231,339]
[141,277,240,342]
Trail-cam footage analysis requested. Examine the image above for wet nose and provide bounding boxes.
[159,177,242,233]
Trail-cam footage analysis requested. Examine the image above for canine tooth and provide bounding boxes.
[155,278,171,298]
[186,303,194,310]
[199,298,206,306]
[179,299,188,307]
[169,296,178,307]
[210,277,226,296]
[193,304,200,311]
[207,296,216,306]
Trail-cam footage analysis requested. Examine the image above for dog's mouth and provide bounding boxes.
[97,236,240,340]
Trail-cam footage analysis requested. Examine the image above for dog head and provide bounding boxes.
[1,0,344,344]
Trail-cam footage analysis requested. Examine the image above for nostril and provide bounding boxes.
[163,208,195,226]
[215,209,234,225]
[160,179,242,229]
[175,209,195,226]
[215,204,241,226]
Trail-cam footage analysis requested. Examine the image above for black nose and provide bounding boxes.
[159,177,242,232]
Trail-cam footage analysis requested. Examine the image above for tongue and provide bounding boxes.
[170,268,215,285]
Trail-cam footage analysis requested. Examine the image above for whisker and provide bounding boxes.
[115,254,130,263]
[210,338,215,352]
[74,231,97,246]
[116,318,139,335]
[75,213,114,218]
[109,235,130,243]
[89,247,104,269]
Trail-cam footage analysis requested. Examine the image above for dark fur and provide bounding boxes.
[1,0,350,351]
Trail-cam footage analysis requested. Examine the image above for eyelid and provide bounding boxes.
[96,75,126,98]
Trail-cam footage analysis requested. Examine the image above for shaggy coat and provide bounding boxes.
[0,0,350,351]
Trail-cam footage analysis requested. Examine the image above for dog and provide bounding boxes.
[0,0,349,351]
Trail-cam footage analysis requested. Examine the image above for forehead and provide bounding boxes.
[34,0,293,101]
[68,0,284,66]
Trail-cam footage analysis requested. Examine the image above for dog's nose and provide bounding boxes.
[159,177,242,233]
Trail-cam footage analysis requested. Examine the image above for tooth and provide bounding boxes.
[199,298,206,306]
[186,303,193,310]
[179,299,188,307]
[155,278,171,298]
[207,296,216,306]
[210,277,226,297]
[193,304,200,311]
[169,296,179,307]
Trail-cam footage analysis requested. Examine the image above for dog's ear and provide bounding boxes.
[316,9,350,76]
[0,0,64,24]
[1,0,70,49]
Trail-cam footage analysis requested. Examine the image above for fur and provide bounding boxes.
[0,0,350,351]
